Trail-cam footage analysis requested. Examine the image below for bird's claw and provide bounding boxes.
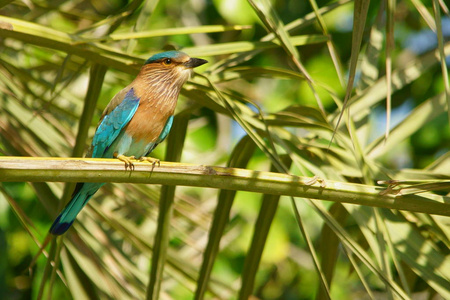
[115,154,136,170]
[140,156,160,171]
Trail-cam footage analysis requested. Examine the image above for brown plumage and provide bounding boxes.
[125,58,191,143]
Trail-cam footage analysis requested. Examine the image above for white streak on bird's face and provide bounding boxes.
[137,55,191,104]
[176,63,195,82]
[142,53,191,84]
[137,51,207,104]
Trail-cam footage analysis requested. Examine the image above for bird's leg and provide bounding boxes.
[139,156,160,171]
[114,153,136,170]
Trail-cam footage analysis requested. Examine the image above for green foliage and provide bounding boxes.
[0,0,449,299]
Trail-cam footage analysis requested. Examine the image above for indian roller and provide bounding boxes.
[50,51,207,235]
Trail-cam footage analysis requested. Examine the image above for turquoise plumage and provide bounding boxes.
[50,51,207,235]
[92,88,140,158]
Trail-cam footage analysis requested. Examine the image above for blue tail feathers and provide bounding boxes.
[50,182,104,235]
[49,215,75,235]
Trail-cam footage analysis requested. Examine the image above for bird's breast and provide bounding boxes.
[125,96,177,144]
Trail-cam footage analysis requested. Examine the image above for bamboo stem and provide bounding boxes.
[0,156,448,216]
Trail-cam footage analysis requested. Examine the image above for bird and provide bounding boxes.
[50,51,208,235]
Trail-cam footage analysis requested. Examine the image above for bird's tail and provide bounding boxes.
[50,182,104,235]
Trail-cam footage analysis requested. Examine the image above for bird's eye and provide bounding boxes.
[163,58,172,65]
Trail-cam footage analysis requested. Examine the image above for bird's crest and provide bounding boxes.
[145,51,189,65]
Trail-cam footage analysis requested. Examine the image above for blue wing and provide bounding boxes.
[51,88,140,235]
[145,115,174,156]
[157,115,174,144]
[91,88,140,158]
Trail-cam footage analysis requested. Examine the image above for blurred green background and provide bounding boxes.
[0,0,449,299]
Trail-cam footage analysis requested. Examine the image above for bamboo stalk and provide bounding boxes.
[0,156,448,216]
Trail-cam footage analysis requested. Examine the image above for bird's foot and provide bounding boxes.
[114,153,136,170]
[139,156,160,171]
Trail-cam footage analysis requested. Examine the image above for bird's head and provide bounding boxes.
[139,51,208,89]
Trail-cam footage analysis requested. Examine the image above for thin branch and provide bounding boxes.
[0,156,448,216]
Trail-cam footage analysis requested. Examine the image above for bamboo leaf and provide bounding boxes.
[195,135,256,299]
[344,42,450,119]
[107,25,252,41]
[367,93,447,158]
[183,34,328,57]
[238,156,292,299]
[147,112,190,299]
[432,0,450,125]
[316,203,348,299]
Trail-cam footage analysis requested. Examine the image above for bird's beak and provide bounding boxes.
[184,57,208,69]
